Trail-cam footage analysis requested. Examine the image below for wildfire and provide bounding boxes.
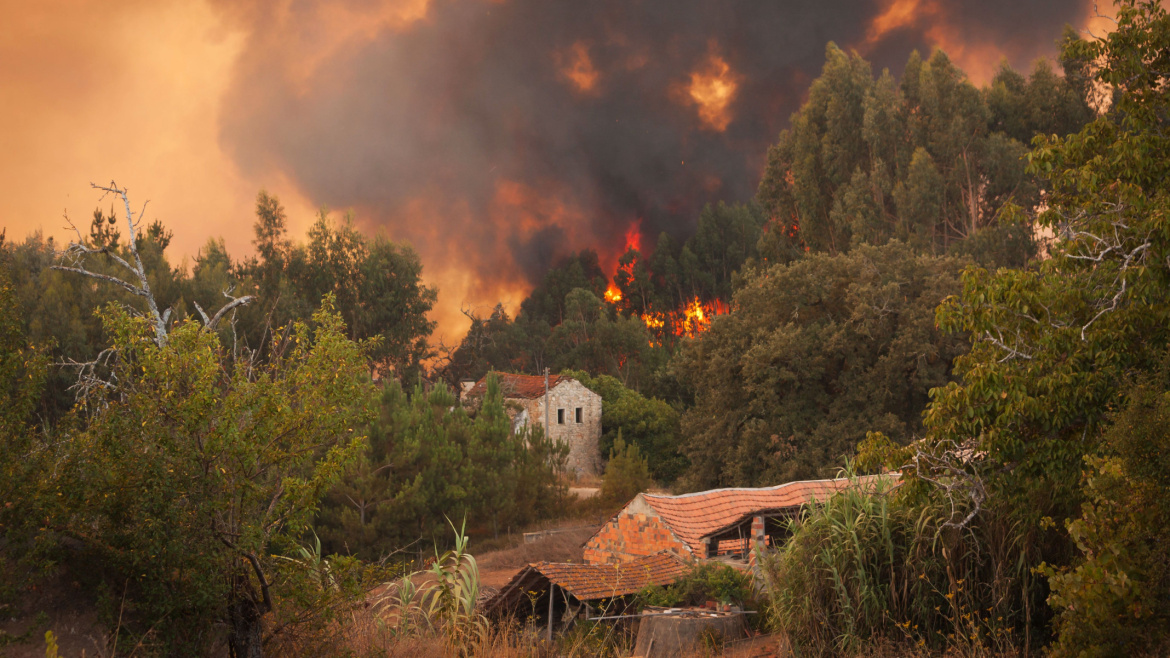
[600,220,728,341]
[557,41,600,94]
[623,221,642,254]
[673,297,729,338]
[635,297,729,340]
[686,45,741,132]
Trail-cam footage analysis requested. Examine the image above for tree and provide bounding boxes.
[41,299,375,655]
[599,434,653,508]
[0,255,50,600]
[894,1,1170,648]
[239,195,437,380]
[53,182,253,347]
[548,288,661,389]
[1045,374,1170,655]
[316,375,569,559]
[676,242,967,489]
[757,43,1092,263]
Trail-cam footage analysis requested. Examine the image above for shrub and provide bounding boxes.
[598,434,652,507]
[759,473,1030,656]
[1045,379,1170,656]
[639,563,753,609]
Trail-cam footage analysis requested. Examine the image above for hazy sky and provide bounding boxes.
[0,0,1117,340]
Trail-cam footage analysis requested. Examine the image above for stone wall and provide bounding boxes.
[583,496,691,564]
[515,379,601,477]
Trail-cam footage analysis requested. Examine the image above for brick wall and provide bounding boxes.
[583,497,691,564]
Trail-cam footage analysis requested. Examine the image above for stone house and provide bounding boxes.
[460,372,601,477]
[582,474,897,565]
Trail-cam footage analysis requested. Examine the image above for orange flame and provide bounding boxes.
[624,220,642,253]
[686,45,741,132]
[604,284,622,303]
[675,296,724,338]
[557,41,600,94]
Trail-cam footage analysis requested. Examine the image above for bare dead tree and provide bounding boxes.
[52,181,255,347]
[909,438,988,530]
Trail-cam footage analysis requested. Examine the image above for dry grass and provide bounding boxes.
[476,523,599,588]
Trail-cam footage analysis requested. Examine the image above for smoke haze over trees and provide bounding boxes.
[0,0,1108,342]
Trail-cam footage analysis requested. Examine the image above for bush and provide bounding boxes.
[1045,379,1170,657]
[759,473,1030,656]
[639,562,754,609]
[598,434,652,507]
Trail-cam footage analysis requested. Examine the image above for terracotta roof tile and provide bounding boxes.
[465,372,568,399]
[641,474,897,555]
[485,552,688,614]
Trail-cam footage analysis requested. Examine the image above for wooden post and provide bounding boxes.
[544,367,550,441]
[546,583,555,643]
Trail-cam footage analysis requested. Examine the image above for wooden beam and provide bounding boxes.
[547,583,555,643]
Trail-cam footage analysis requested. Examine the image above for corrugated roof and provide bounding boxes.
[640,474,896,555]
[464,372,568,400]
[484,552,688,615]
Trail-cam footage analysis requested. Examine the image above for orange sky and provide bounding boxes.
[0,0,1119,341]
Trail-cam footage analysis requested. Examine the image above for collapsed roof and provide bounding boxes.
[483,551,688,617]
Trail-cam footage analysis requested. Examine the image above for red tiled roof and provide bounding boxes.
[465,372,568,399]
[641,474,896,555]
[484,552,688,615]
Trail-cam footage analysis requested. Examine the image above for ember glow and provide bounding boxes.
[685,47,741,132]
[558,41,600,94]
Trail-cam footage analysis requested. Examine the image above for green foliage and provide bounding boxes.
[316,374,569,558]
[598,434,652,507]
[28,299,376,653]
[1044,376,1170,657]
[760,476,1026,656]
[564,370,686,483]
[897,4,1170,651]
[547,288,663,390]
[676,241,967,488]
[239,196,439,380]
[0,258,52,606]
[1,191,438,422]
[640,562,754,609]
[519,250,609,327]
[758,42,1092,265]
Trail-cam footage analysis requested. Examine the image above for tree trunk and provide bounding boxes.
[228,591,266,658]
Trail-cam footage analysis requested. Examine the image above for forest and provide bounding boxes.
[3,1,1170,656]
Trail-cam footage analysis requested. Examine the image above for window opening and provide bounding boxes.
[557,409,565,424]
[575,407,582,423]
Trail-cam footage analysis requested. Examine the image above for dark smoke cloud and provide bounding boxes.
[214,0,1088,322]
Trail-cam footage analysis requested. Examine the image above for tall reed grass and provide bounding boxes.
[758,472,1038,656]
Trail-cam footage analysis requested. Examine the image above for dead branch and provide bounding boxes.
[52,181,256,347]
[910,438,988,530]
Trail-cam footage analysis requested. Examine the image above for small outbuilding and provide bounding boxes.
[482,551,688,630]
